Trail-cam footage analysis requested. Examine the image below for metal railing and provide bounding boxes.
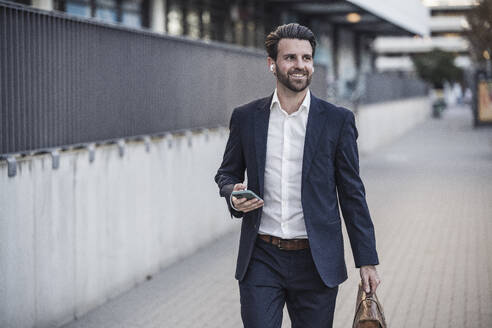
[0,0,328,155]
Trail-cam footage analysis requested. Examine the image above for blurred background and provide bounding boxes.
[1,0,491,327]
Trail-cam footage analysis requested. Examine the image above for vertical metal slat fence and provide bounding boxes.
[0,1,328,156]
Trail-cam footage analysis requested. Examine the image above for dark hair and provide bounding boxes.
[265,23,317,60]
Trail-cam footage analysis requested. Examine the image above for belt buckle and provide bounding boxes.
[277,239,285,250]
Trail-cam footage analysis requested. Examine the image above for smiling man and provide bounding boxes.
[215,23,380,328]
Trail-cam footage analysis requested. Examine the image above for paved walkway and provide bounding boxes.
[64,105,492,328]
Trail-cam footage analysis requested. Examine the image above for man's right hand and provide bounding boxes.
[231,183,264,213]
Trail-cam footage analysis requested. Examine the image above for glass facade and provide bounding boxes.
[165,0,267,49]
[15,0,307,51]
[65,0,91,17]
[17,0,283,50]
[59,0,147,28]
[9,0,31,5]
[95,0,118,22]
[121,0,142,27]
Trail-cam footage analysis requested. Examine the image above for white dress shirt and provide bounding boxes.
[258,89,310,239]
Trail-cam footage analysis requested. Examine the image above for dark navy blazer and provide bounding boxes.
[214,92,379,287]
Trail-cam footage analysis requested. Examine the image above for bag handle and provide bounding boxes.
[353,288,386,327]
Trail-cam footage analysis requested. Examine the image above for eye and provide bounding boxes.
[303,55,312,61]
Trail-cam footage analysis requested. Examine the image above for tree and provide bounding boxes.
[411,49,463,89]
[466,0,492,65]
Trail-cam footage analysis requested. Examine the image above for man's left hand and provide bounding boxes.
[360,265,381,295]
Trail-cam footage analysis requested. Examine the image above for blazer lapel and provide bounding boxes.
[254,95,272,197]
[302,94,329,183]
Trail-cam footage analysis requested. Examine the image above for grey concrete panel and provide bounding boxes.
[32,156,75,327]
[0,160,36,328]
[102,149,139,299]
[73,150,109,318]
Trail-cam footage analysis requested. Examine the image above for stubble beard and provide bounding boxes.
[275,63,312,93]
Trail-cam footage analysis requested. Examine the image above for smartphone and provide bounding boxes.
[231,190,263,201]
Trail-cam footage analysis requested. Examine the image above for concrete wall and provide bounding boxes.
[0,129,234,328]
[356,96,431,154]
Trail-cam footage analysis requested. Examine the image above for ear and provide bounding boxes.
[267,57,276,74]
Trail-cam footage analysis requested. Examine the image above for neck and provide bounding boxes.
[276,83,308,114]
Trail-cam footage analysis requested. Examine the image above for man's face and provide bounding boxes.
[272,38,314,93]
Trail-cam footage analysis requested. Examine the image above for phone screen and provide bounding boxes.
[232,190,262,201]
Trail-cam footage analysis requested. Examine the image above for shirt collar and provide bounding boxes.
[270,88,311,115]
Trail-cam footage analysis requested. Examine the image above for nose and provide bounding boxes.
[294,57,304,69]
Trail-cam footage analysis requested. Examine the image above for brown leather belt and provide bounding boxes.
[258,234,309,251]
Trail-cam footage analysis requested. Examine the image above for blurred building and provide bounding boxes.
[375,0,477,72]
[268,0,429,103]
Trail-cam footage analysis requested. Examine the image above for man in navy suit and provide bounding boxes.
[215,23,380,328]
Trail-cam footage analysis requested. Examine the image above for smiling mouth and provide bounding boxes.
[290,73,306,79]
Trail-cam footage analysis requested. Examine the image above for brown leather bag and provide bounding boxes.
[352,283,387,328]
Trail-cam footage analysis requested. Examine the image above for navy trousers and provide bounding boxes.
[239,237,339,328]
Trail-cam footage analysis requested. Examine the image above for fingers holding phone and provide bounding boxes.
[234,197,263,213]
[231,184,264,213]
